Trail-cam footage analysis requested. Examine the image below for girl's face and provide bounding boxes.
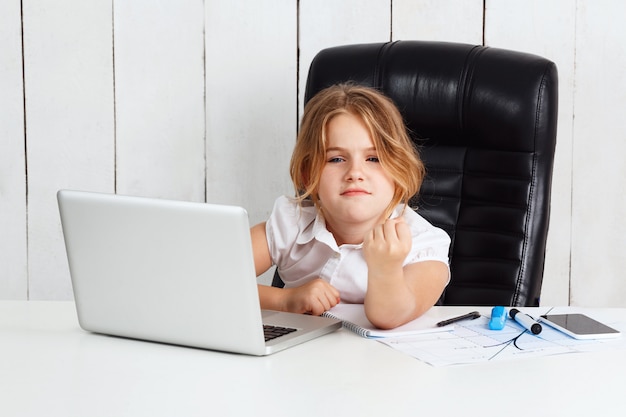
[317,112,395,236]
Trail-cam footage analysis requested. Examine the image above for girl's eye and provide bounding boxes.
[328,157,345,163]
[366,157,380,163]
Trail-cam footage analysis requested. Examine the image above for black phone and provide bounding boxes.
[539,313,620,340]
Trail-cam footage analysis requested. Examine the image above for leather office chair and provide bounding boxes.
[273,41,558,307]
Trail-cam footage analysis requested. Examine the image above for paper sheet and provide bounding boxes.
[378,316,626,367]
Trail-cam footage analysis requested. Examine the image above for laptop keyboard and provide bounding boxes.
[263,325,297,342]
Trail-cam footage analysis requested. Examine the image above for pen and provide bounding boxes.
[509,308,542,334]
[436,311,481,327]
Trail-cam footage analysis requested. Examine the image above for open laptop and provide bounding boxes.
[57,190,341,355]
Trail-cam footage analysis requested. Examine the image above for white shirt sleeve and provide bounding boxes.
[265,195,317,268]
[402,208,451,266]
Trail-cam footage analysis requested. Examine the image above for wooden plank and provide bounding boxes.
[204,0,297,226]
[0,0,27,299]
[570,0,626,306]
[205,0,297,286]
[114,1,205,202]
[485,0,576,306]
[23,1,114,299]
[393,0,483,44]
[299,0,391,116]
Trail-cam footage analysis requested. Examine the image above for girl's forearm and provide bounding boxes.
[364,270,421,329]
[257,284,286,312]
[364,261,447,329]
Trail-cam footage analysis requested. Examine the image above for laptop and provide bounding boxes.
[57,190,341,355]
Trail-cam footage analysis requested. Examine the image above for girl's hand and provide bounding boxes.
[362,217,412,276]
[282,279,341,316]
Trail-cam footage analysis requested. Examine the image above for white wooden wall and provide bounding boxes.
[1,0,625,307]
[0,0,27,299]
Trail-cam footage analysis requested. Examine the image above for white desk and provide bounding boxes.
[2,301,625,416]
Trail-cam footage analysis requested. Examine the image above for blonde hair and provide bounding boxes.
[290,83,425,217]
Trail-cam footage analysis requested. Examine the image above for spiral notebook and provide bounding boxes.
[322,304,454,338]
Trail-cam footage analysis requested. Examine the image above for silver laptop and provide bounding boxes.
[57,190,341,355]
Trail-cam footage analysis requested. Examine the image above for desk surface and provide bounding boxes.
[2,301,625,417]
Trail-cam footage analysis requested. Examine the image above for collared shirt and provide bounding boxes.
[266,195,451,304]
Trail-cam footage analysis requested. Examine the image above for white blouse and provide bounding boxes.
[265,195,451,304]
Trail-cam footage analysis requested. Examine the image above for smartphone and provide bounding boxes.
[539,313,621,340]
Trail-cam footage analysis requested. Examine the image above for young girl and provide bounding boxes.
[251,84,450,329]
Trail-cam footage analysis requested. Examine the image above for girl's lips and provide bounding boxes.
[341,189,370,196]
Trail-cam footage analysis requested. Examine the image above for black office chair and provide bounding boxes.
[273,41,558,307]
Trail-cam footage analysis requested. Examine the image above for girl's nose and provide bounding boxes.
[346,160,365,181]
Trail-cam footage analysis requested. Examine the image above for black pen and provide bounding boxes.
[436,311,481,327]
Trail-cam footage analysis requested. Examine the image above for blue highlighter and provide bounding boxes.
[489,306,507,330]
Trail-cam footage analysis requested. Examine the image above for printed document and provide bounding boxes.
[378,315,626,367]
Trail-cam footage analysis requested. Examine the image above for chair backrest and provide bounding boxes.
[302,41,558,306]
